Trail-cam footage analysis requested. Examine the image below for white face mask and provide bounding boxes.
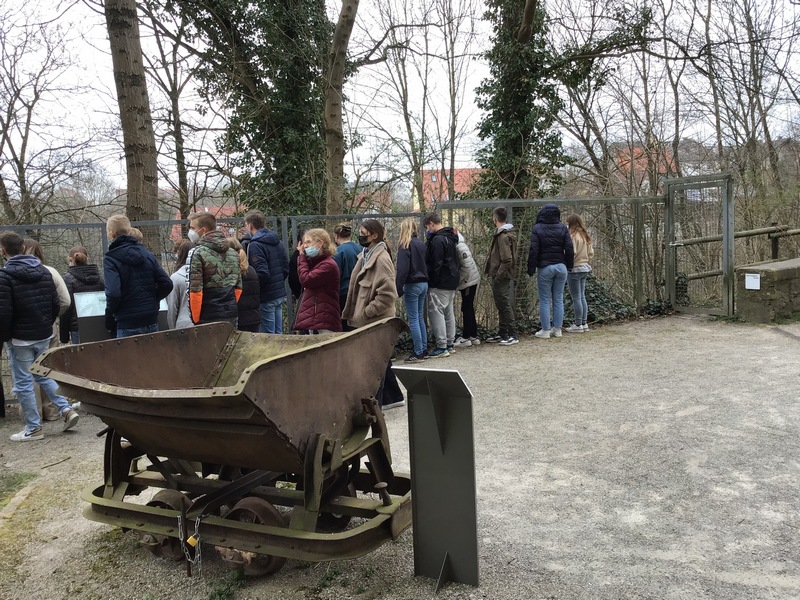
[187,229,200,243]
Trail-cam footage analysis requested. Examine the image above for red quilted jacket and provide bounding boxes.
[294,254,342,332]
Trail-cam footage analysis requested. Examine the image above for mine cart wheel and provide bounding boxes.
[317,483,356,532]
[142,489,192,561]
[221,497,287,576]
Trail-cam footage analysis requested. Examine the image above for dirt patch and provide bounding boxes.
[0,315,798,599]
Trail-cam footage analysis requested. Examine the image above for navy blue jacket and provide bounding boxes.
[104,235,173,330]
[247,228,289,302]
[396,236,428,296]
[527,204,574,275]
[425,227,460,290]
[0,255,60,342]
[333,241,362,297]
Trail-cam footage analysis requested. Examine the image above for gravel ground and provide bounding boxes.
[0,314,798,600]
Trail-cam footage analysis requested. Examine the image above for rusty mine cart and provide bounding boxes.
[32,318,411,576]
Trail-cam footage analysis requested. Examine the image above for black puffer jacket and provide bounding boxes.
[425,227,459,290]
[0,255,60,342]
[60,264,104,342]
[527,204,574,275]
[237,266,262,332]
[104,235,173,330]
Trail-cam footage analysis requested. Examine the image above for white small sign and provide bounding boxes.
[745,273,761,290]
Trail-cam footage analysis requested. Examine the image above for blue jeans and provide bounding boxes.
[537,263,568,330]
[259,297,285,333]
[568,272,589,326]
[7,340,71,432]
[117,323,158,338]
[403,282,428,356]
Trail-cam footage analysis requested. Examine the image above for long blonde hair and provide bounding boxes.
[304,228,336,257]
[566,214,591,244]
[226,237,249,275]
[398,217,418,250]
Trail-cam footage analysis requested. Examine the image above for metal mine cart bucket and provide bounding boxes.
[32,318,411,576]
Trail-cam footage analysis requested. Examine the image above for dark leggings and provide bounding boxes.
[460,285,478,338]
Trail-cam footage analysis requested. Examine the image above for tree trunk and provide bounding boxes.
[325,0,359,215]
[104,0,160,249]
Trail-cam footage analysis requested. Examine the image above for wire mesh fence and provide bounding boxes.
[3,180,800,408]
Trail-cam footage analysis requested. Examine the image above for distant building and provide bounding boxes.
[415,168,484,208]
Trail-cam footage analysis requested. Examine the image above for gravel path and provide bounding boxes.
[0,315,798,599]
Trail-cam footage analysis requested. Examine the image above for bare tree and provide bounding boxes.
[0,5,94,226]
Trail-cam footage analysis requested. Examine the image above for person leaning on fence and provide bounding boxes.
[60,245,105,344]
[565,214,594,333]
[424,212,460,358]
[453,229,481,348]
[342,219,404,410]
[243,210,289,333]
[187,212,242,327]
[226,238,261,333]
[293,228,341,334]
[0,231,79,442]
[166,239,195,330]
[484,207,519,346]
[104,214,173,338]
[396,217,429,362]
[527,203,574,339]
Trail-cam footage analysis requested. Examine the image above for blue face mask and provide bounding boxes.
[305,245,319,258]
[425,230,432,240]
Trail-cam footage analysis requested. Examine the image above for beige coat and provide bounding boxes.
[342,243,397,328]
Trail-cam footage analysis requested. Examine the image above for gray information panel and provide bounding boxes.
[392,367,478,591]
[73,291,169,342]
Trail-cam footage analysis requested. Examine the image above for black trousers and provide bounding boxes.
[460,284,478,338]
[376,363,403,407]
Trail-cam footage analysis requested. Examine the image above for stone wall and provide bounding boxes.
[736,258,800,322]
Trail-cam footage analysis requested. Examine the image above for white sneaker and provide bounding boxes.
[10,428,44,442]
[62,409,80,432]
[582,324,590,331]
[453,337,472,348]
[551,328,562,337]
[565,324,583,333]
[469,337,480,346]
[534,329,551,339]
[382,400,406,410]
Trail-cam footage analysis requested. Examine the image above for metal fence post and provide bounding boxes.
[771,221,780,260]
[634,199,644,313]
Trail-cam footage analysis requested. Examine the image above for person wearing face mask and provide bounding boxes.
[292,229,341,334]
[342,220,404,409]
[104,214,173,338]
[187,212,242,326]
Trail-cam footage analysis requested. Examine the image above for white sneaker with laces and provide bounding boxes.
[552,328,563,337]
[453,337,472,348]
[10,428,44,442]
[469,337,480,346]
[565,324,583,333]
[582,324,590,331]
[534,329,551,339]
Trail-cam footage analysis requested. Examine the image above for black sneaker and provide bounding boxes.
[499,336,519,346]
[485,334,502,343]
[404,353,422,363]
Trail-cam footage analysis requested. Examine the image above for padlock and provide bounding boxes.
[186,534,198,547]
